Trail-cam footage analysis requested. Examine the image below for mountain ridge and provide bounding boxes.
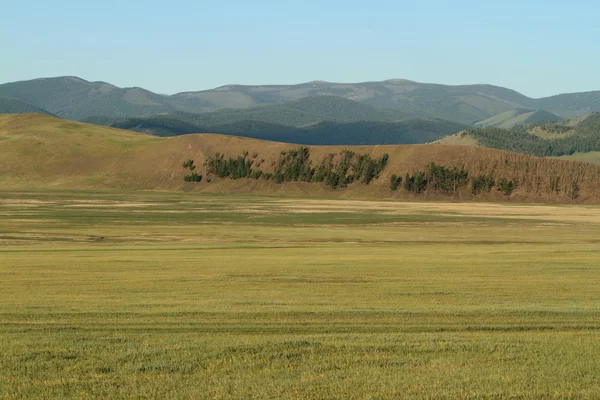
[3,76,600,124]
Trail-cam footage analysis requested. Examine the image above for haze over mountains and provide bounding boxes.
[2,76,600,125]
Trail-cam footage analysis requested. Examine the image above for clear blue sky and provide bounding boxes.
[1,0,599,97]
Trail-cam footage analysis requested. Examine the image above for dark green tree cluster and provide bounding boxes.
[357,153,389,184]
[207,152,254,179]
[200,147,390,189]
[497,178,517,195]
[268,149,390,189]
[316,151,389,189]
[182,159,202,182]
[471,174,495,195]
[389,174,402,191]
[424,163,468,192]
[402,163,468,194]
[396,164,519,196]
[403,171,428,194]
[271,147,313,183]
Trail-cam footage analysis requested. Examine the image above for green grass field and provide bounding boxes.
[1,191,600,398]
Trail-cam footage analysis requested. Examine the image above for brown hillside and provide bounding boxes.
[1,114,599,203]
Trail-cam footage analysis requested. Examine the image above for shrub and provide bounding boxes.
[471,174,495,195]
[390,174,402,191]
[182,159,196,171]
[184,172,202,182]
[498,178,517,195]
[404,172,427,194]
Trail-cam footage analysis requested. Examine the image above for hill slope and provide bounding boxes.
[0,98,54,116]
[106,115,468,145]
[436,112,600,163]
[0,77,173,120]
[1,114,599,203]
[537,91,600,117]
[86,96,468,145]
[5,76,600,124]
[93,95,418,129]
[166,95,418,127]
[475,109,562,129]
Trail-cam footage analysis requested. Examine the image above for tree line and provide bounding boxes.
[185,149,597,200]
[389,163,518,196]
[200,147,390,189]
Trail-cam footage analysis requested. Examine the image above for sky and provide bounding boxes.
[1,0,599,98]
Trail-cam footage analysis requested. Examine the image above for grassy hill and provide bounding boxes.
[474,109,561,129]
[5,76,600,124]
[436,112,600,164]
[1,114,599,203]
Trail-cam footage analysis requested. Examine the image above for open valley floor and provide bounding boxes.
[1,191,600,398]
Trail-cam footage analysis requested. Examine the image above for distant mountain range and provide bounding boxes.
[2,76,600,125]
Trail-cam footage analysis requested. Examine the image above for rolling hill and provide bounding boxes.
[89,95,418,129]
[3,76,600,124]
[537,90,600,117]
[1,113,599,203]
[165,96,418,127]
[474,109,562,129]
[436,112,600,164]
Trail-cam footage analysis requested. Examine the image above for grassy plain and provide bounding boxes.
[1,191,600,398]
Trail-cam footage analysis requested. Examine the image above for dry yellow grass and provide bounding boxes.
[1,190,600,398]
